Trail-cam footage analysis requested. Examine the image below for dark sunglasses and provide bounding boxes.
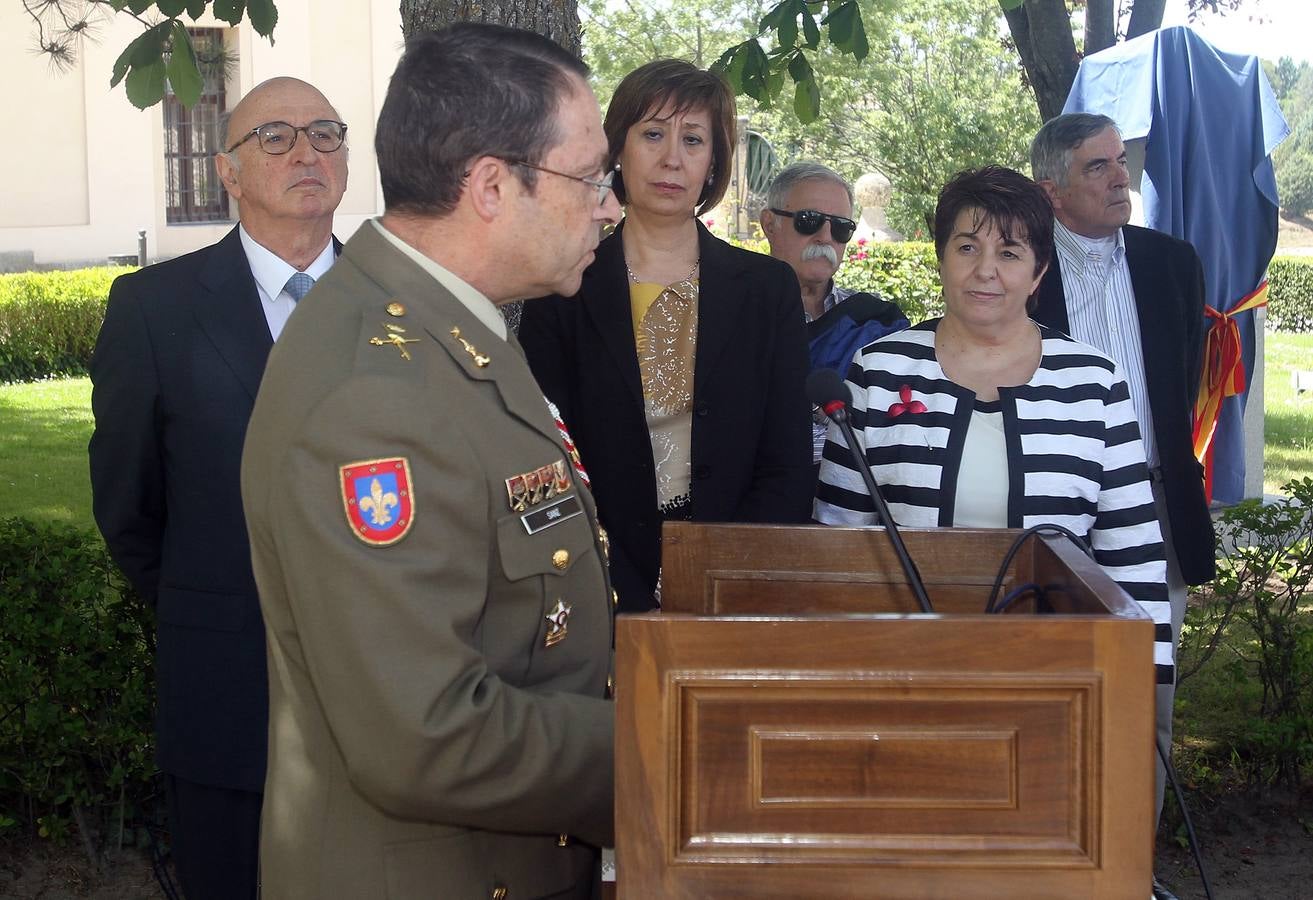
[770,207,857,243]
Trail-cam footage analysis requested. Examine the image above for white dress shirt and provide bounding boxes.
[239,225,337,341]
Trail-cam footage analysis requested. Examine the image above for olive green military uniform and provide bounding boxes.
[241,222,614,899]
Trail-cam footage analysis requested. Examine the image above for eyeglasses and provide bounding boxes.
[504,160,619,207]
[226,120,348,155]
[770,207,858,243]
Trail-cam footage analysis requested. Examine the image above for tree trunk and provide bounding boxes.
[1084,0,1116,57]
[1004,0,1080,123]
[398,0,581,56]
[1126,0,1168,40]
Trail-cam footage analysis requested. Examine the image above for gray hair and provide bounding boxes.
[766,161,854,211]
[1030,113,1120,187]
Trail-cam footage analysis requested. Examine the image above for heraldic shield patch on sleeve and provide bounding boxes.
[340,457,415,546]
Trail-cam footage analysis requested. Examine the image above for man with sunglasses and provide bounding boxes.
[762,162,908,464]
[89,76,348,898]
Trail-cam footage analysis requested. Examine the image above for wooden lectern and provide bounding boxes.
[614,522,1155,898]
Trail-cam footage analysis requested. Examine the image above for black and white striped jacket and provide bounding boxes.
[814,320,1172,683]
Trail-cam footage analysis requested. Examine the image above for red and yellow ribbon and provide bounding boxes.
[1191,280,1269,500]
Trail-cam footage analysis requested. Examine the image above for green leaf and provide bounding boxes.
[801,9,821,50]
[131,22,170,67]
[758,3,788,34]
[710,45,746,93]
[247,0,278,38]
[125,58,168,109]
[824,1,854,46]
[740,41,772,101]
[110,34,143,88]
[166,22,202,108]
[776,10,797,50]
[155,0,188,15]
[787,51,813,85]
[212,0,246,26]
[186,0,208,18]
[823,1,868,62]
[125,0,156,13]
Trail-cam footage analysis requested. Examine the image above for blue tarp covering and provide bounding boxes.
[1064,25,1289,502]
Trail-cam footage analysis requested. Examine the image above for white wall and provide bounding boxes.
[0,2,403,268]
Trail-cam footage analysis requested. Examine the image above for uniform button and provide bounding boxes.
[611,589,619,609]
[693,464,711,480]
[695,401,709,417]
[606,673,615,699]
[552,549,569,570]
[492,887,508,900]
[557,833,570,847]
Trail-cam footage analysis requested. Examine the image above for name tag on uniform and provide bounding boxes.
[521,495,582,535]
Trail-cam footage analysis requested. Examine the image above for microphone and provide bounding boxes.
[808,368,934,613]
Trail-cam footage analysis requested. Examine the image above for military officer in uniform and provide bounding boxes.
[240,24,620,898]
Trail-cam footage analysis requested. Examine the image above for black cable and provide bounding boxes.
[1159,738,1214,900]
[992,581,1043,614]
[984,524,1093,613]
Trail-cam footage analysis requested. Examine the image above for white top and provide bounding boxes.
[1052,219,1158,466]
[239,225,336,341]
[952,403,1009,527]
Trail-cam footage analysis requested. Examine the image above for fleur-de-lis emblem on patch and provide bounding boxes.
[887,384,927,418]
[358,477,399,526]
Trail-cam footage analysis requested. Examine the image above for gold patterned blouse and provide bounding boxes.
[629,275,698,518]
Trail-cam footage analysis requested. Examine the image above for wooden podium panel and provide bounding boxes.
[660,522,1137,617]
[614,524,1155,898]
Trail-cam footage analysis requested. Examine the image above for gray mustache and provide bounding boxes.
[802,243,840,267]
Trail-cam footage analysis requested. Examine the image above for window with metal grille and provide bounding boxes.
[163,29,230,224]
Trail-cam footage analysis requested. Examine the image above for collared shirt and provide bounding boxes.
[802,281,855,324]
[1052,219,1157,466]
[807,281,856,462]
[239,225,337,342]
[370,219,507,341]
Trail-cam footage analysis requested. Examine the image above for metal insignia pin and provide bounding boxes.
[449,326,491,368]
[369,332,420,360]
[544,598,571,647]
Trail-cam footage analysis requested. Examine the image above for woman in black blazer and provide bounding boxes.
[519,59,813,613]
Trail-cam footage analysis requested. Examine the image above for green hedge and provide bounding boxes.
[733,237,945,323]
[1268,255,1313,333]
[0,517,156,843]
[0,267,131,383]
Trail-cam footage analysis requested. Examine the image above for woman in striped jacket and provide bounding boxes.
[814,166,1172,685]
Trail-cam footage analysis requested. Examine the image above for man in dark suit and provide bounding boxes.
[240,26,618,898]
[88,76,348,898]
[1029,113,1215,860]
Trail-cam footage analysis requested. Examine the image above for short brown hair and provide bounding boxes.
[933,166,1054,279]
[603,59,736,215]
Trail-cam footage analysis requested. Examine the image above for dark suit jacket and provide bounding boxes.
[519,221,814,613]
[1033,223,1216,585]
[89,226,276,792]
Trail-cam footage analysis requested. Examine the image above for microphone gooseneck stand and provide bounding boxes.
[807,369,933,614]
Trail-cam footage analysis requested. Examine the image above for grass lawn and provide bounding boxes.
[0,337,1309,530]
[1263,331,1313,494]
[0,377,94,529]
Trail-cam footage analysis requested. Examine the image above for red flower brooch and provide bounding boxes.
[887,384,927,418]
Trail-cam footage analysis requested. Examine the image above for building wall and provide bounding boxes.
[0,2,402,269]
